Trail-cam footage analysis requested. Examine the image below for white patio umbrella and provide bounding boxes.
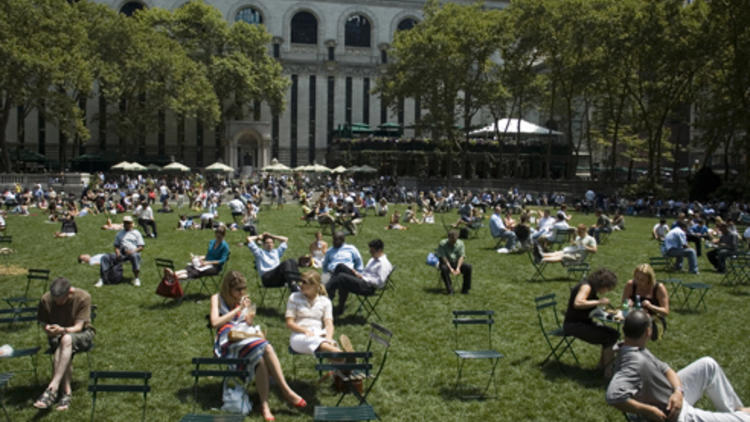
[162,161,191,172]
[205,162,235,173]
[261,158,292,172]
[125,162,147,172]
[309,163,333,173]
[350,164,378,173]
[110,161,131,170]
[331,165,348,174]
[294,164,311,172]
[146,163,162,171]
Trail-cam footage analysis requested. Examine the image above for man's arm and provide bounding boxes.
[611,398,667,422]
[664,368,683,422]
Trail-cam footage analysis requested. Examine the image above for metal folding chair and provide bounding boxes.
[352,266,396,321]
[5,268,50,307]
[88,371,151,422]
[534,294,579,369]
[451,310,504,398]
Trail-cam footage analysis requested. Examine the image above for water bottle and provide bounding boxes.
[621,301,630,317]
[635,294,642,309]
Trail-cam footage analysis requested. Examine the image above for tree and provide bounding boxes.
[78,2,219,158]
[142,0,287,161]
[374,0,504,149]
[0,0,92,171]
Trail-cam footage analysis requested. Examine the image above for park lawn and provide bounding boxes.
[1,204,748,422]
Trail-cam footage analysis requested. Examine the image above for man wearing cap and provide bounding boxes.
[33,277,95,411]
[606,309,750,422]
[114,215,145,286]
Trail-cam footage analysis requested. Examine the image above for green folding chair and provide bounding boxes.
[658,278,683,303]
[451,310,504,398]
[5,268,50,307]
[313,323,392,421]
[0,373,11,422]
[88,371,151,422]
[528,250,549,282]
[0,306,41,383]
[254,258,288,309]
[352,266,396,321]
[680,282,711,312]
[534,294,579,369]
[190,356,250,414]
[549,228,574,250]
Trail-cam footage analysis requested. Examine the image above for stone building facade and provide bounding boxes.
[3,0,508,171]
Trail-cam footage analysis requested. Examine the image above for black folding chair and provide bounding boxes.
[88,371,151,422]
[534,294,579,369]
[0,373,11,422]
[313,323,392,421]
[5,268,50,307]
[0,306,41,383]
[452,310,504,398]
[254,259,288,309]
[190,357,250,414]
[352,266,396,321]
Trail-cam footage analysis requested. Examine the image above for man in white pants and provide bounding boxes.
[606,309,750,421]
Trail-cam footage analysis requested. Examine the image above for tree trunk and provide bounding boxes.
[0,103,11,172]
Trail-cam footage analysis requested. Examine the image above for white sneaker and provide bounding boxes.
[94,279,104,288]
[132,278,141,287]
[496,248,509,254]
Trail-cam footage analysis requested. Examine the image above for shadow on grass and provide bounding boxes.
[334,314,368,326]
[540,362,605,389]
[422,286,449,295]
[438,385,496,402]
[257,307,285,319]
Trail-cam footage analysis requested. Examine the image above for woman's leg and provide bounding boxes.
[255,358,274,420]
[262,344,302,405]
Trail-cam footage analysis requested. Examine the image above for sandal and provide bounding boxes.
[56,393,71,411]
[33,388,56,409]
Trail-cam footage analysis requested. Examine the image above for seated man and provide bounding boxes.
[326,238,392,316]
[606,309,750,422]
[134,200,157,238]
[653,218,669,241]
[78,253,123,287]
[113,215,145,286]
[436,230,472,295]
[321,231,364,283]
[336,200,363,235]
[587,209,612,243]
[534,223,596,264]
[34,277,95,411]
[228,194,246,224]
[247,231,300,292]
[661,221,699,274]
[489,205,517,253]
[707,222,739,274]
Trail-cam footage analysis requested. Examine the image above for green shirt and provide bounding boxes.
[436,238,465,264]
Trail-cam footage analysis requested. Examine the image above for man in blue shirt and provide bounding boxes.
[661,221,699,274]
[489,205,517,253]
[321,231,363,277]
[687,219,709,257]
[247,232,300,291]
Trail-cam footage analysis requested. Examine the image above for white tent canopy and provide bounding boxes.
[162,161,191,172]
[205,162,234,173]
[469,118,563,137]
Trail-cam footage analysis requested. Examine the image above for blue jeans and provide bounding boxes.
[665,247,698,273]
[493,229,517,250]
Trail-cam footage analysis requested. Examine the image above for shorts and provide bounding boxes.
[48,327,95,354]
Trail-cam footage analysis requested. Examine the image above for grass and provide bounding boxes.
[1,204,749,421]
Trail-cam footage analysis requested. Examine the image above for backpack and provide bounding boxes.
[100,254,123,284]
[459,227,470,239]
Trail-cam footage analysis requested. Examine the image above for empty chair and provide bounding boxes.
[451,310,504,398]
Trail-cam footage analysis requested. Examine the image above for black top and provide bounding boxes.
[629,282,661,314]
[564,282,597,325]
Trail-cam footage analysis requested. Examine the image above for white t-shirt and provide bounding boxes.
[744,227,750,240]
[88,254,105,266]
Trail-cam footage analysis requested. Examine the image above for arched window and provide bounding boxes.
[345,14,371,47]
[235,7,263,25]
[120,1,144,17]
[291,12,317,44]
[397,18,418,31]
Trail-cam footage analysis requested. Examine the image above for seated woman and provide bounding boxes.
[402,205,420,224]
[309,231,328,268]
[376,198,389,217]
[166,224,230,280]
[53,214,77,238]
[386,210,407,230]
[210,271,305,421]
[502,210,517,231]
[285,271,343,357]
[534,224,596,264]
[563,268,619,376]
[620,263,669,340]
[611,210,625,231]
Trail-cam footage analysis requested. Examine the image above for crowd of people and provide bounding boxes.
[2,171,749,420]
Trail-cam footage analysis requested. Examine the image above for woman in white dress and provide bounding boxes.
[285,271,342,355]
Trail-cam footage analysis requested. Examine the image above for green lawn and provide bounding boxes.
[1,204,748,421]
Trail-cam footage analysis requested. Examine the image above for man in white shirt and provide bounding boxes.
[653,218,669,241]
[135,200,157,238]
[325,238,392,317]
[113,216,145,286]
[228,195,245,223]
